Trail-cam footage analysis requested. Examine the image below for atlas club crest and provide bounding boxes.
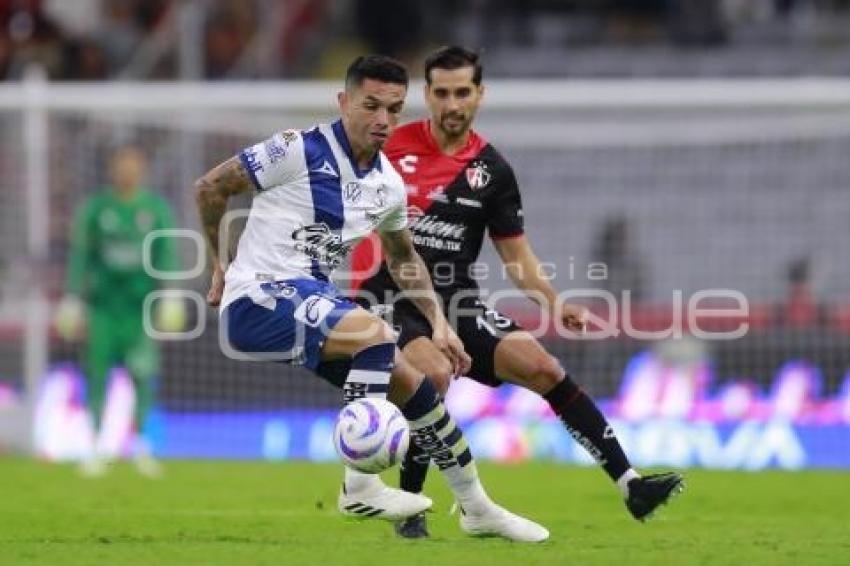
[465,161,491,190]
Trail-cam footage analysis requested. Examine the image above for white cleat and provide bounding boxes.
[459,502,550,542]
[338,477,433,521]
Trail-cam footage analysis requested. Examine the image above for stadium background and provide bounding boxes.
[1,0,849,471]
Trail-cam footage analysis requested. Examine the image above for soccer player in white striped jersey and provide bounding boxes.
[195,55,549,542]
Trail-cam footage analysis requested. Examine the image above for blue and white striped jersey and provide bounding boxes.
[221,120,408,310]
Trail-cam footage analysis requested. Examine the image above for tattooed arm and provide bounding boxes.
[194,156,254,306]
[379,228,471,375]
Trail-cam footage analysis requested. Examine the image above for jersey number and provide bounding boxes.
[476,307,513,336]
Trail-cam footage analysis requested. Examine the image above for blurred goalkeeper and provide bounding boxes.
[56,145,184,477]
[350,46,684,538]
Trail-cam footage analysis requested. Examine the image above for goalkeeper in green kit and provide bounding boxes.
[55,145,184,477]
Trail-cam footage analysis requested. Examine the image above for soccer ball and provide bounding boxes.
[333,398,410,473]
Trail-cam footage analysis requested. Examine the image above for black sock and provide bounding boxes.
[399,441,429,494]
[342,342,394,402]
[397,376,434,494]
[544,376,631,482]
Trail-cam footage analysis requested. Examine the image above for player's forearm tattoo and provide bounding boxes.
[195,156,252,262]
[383,231,441,324]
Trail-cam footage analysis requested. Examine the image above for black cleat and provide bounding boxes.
[625,472,685,522]
[394,513,430,539]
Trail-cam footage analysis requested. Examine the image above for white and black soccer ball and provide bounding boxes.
[333,398,410,474]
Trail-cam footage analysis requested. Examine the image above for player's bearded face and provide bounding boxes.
[340,79,407,156]
[426,67,483,138]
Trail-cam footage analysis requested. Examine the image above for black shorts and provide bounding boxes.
[370,295,523,388]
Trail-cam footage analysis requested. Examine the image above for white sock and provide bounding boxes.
[444,463,492,515]
[407,410,492,514]
[402,380,492,514]
[616,468,641,498]
[344,467,382,493]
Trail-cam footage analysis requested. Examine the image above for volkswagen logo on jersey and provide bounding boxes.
[343,181,362,203]
[465,160,491,190]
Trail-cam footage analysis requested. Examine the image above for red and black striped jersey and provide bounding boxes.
[351,120,524,302]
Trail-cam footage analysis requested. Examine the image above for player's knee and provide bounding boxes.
[426,360,454,396]
[373,320,397,345]
[358,314,397,346]
[531,354,566,391]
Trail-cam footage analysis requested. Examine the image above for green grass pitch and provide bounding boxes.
[1,459,847,565]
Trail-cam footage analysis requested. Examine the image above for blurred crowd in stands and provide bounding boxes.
[2,0,850,81]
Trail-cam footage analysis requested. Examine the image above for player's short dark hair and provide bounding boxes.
[424,46,483,86]
[345,55,409,90]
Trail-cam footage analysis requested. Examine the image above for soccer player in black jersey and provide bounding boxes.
[349,46,684,538]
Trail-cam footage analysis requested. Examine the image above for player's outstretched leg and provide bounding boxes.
[327,309,547,540]
[624,472,685,521]
[393,336,455,539]
[544,373,685,520]
[391,368,548,542]
[495,331,685,521]
[339,466,432,521]
[325,310,433,521]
